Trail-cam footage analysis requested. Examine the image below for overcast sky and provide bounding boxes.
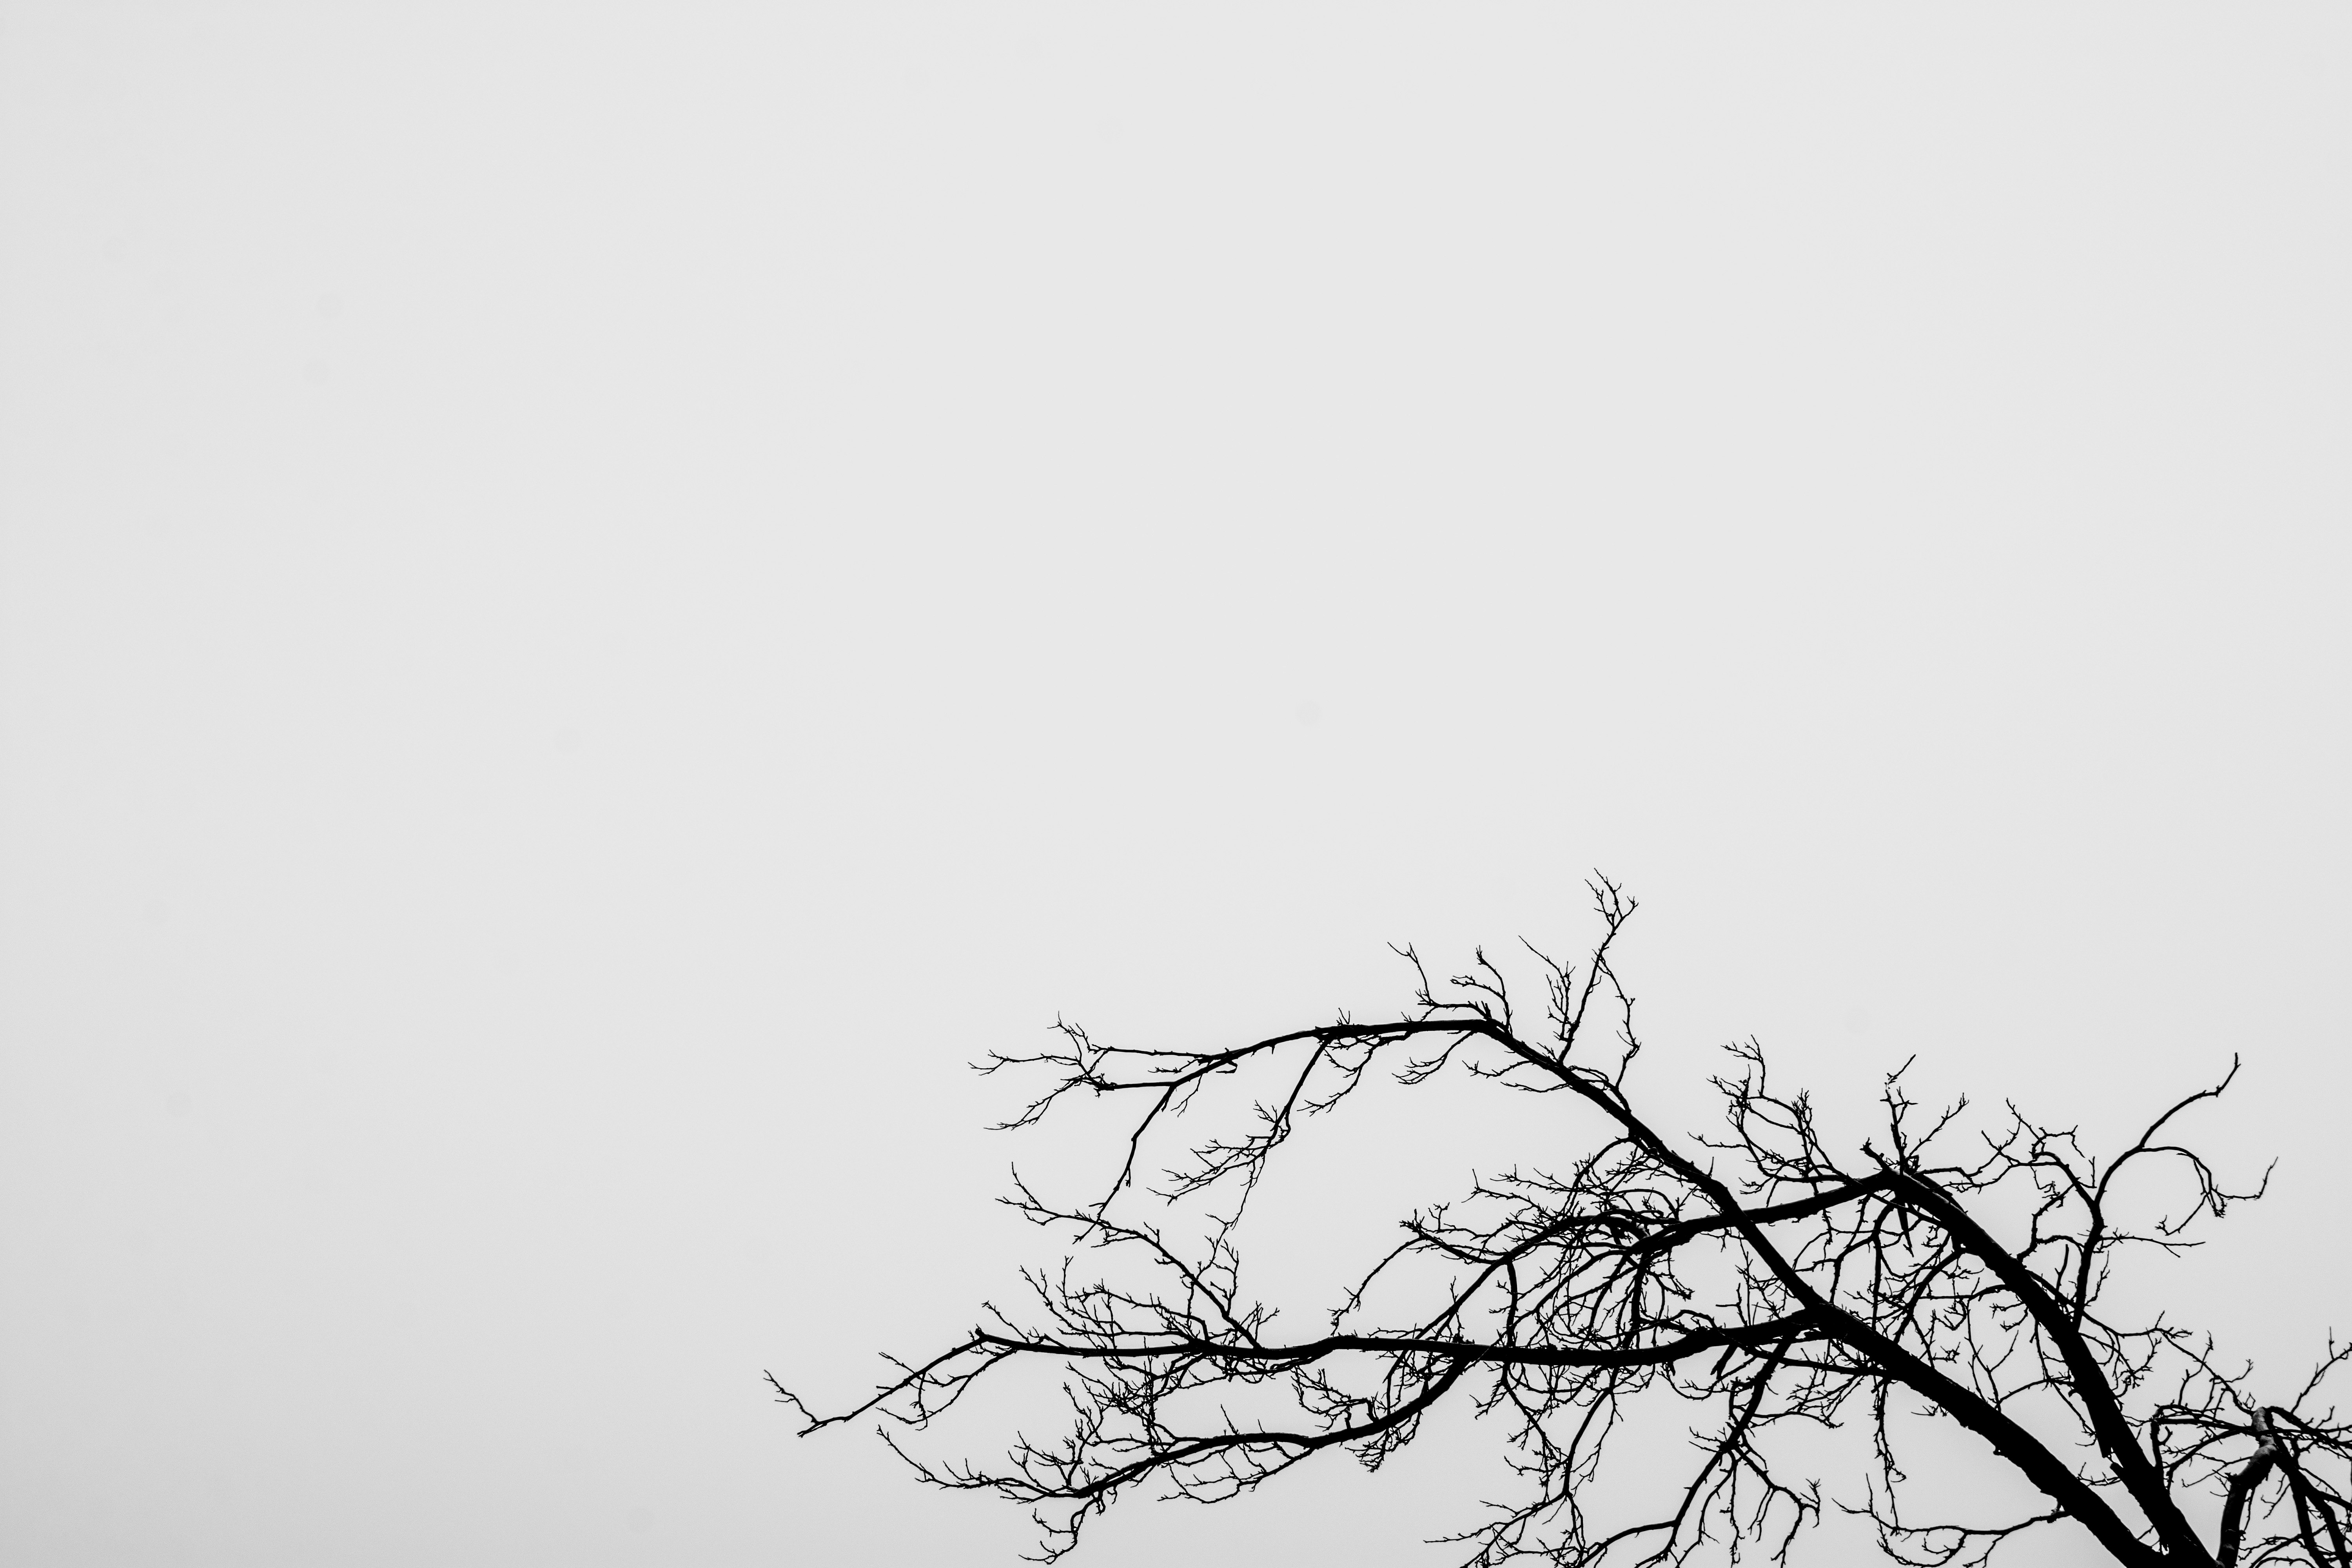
[4,5,2350,1566]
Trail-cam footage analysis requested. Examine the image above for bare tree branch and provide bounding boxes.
[780,881,2346,1567]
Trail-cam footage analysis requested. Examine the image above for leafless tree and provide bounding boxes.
[776,880,2350,1567]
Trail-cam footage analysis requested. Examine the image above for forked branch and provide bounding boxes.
[779,881,2343,1567]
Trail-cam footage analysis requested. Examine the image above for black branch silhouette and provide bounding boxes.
[775,880,2351,1568]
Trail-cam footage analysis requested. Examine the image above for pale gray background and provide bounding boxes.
[3,5,2348,1565]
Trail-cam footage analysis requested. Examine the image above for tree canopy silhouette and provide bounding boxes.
[777,881,2350,1567]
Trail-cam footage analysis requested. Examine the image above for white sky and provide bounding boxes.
[3,5,2349,1565]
